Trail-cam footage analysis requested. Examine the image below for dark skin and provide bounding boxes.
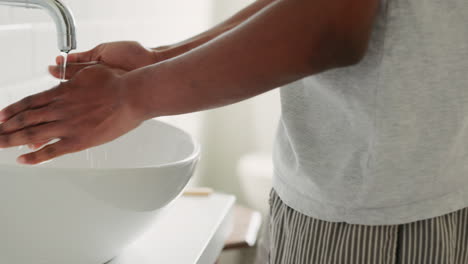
[25,0,278,150]
[0,0,379,164]
[51,0,278,77]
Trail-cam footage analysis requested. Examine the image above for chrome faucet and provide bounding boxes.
[0,0,76,52]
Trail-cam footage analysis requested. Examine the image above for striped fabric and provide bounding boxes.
[267,189,468,264]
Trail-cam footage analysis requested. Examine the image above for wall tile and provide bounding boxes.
[31,23,57,78]
[10,6,49,24]
[0,6,12,25]
[0,0,213,88]
[0,24,33,87]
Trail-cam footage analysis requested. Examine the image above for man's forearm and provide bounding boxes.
[125,0,379,119]
[152,0,276,60]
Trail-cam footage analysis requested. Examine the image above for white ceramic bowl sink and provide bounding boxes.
[0,119,200,264]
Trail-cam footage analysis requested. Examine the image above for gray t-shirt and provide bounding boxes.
[273,0,468,225]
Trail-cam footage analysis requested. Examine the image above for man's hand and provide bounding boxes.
[0,65,144,165]
[49,41,159,80]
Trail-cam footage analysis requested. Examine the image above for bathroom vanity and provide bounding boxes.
[110,193,235,264]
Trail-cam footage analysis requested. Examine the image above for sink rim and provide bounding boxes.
[0,119,201,171]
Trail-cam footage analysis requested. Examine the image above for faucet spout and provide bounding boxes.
[0,0,76,52]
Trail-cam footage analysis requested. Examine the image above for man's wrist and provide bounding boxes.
[150,48,172,63]
[120,71,155,122]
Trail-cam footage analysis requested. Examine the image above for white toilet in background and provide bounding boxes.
[237,152,273,217]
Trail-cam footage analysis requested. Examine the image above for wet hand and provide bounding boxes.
[0,64,144,165]
[49,41,159,80]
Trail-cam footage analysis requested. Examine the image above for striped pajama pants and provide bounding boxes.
[264,189,468,264]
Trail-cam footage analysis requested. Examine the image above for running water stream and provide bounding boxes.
[60,51,69,82]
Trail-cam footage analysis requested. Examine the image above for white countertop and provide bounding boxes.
[109,193,236,264]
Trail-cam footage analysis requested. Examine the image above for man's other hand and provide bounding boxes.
[0,64,143,165]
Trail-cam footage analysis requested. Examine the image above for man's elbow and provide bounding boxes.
[304,40,368,75]
[326,35,370,68]
[312,8,377,70]
[339,47,368,68]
